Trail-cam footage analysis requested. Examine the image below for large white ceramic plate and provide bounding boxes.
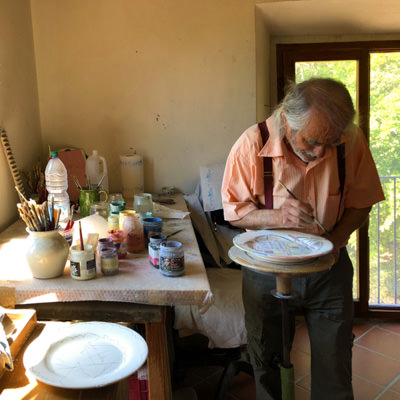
[233,229,333,264]
[23,321,148,389]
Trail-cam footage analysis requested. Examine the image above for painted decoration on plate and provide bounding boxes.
[233,230,333,263]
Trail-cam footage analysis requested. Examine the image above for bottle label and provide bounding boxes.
[70,258,96,280]
[159,256,184,276]
[148,244,160,267]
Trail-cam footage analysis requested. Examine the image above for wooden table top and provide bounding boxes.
[0,194,213,311]
[0,322,134,400]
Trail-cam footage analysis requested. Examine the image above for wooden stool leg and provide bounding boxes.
[274,274,295,400]
[275,274,292,296]
[146,320,172,400]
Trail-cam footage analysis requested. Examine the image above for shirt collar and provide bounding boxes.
[257,118,290,159]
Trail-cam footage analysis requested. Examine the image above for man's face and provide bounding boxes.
[284,111,342,163]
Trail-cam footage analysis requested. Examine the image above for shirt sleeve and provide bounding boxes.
[221,126,264,221]
[344,130,385,209]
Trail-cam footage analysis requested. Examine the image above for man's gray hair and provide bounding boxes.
[272,78,356,140]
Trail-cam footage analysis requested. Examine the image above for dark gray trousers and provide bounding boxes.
[242,248,354,400]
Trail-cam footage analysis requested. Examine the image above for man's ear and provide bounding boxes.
[281,111,290,137]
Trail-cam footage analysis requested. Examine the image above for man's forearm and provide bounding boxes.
[327,206,372,249]
[229,208,283,230]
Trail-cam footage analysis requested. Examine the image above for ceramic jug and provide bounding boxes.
[25,229,69,279]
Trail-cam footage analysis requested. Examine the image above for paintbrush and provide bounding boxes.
[96,174,106,190]
[79,221,84,250]
[72,176,82,190]
[166,229,184,239]
[278,180,330,235]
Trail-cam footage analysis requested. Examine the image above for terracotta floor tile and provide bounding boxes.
[296,372,311,391]
[295,385,311,400]
[352,345,400,386]
[173,320,400,400]
[378,389,400,400]
[356,326,400,360]
[291,349,311,381]
[352,374,385,400]
[295,374,384,399]
[292,323,310,354]
[391,377,400,393]
[353,320,374,339]
[380,323,400,335]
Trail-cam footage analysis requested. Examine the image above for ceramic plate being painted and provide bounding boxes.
[23,321,148,389]
[233,229,333,264]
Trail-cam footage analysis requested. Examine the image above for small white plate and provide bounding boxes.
[23,321,148,389]
[233,229,333,263]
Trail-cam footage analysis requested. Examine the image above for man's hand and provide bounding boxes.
[280,198,315,230]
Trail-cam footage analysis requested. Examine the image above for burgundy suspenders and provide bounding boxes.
[258,121,273,209]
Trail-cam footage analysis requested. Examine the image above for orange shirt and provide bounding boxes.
[221,117,385,234]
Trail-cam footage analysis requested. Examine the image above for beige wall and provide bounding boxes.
[255,5,271,121]
[0,0,42,231]
[30,0,257,197]
[2,0,398,231]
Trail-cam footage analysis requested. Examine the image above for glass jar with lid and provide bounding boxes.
[122,213,145,253]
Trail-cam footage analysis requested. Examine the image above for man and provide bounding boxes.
[221,78,385,399]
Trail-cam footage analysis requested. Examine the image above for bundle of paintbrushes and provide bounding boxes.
[15,187,60,231]
[72,174,105,190]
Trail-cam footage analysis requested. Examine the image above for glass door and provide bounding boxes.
[369,52,400,307]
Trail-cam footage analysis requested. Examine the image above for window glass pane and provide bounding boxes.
[295,61,358,107]
[369,52,400,305]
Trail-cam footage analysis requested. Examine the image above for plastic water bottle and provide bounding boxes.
[45,151,70,226]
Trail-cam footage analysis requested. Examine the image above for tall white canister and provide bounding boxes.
[120,151,144,200]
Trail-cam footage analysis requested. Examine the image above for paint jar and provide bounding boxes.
[108,230,127,259]
[142,217,163,242]
[122,213,145,253]
[148,234,167,268]
[70,244,96,280]
[133,193,153,218]
[110,201,126,215]
[119,210,136,230]
[159,241,184,277]
[90,201,110,219]
[108,215,119,231]
[110,193,124,202]
[100,247,119,276]
[59,227,74,247]
[96,237,115,268]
